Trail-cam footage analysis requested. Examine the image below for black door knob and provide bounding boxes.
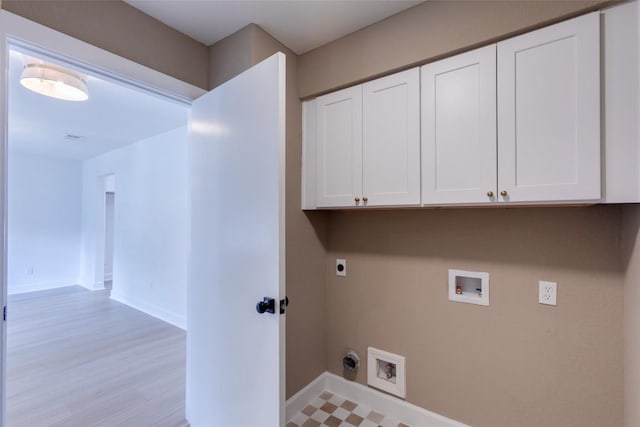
[256,297,276,314]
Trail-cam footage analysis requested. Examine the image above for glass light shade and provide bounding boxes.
[20,63,89,101]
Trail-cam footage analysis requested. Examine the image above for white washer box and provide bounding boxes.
[367,347,406,398]
[448,269,490,306]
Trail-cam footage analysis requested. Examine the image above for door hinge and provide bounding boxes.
[3,305,6,321]
[279,297,289,314]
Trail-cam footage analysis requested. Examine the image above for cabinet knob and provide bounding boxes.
[486,191,494,198]
[500,190,508,197]
[363,197,368,202]
[355,197,360,203]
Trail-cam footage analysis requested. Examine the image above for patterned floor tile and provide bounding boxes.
[310,409,331,423]
[333,407,351,419]
[287,390,412,427]
[345,412,364,425]
[367,411,384,423]
[321,402,338,414]
[303,405,317,416]
[341,400,358,412]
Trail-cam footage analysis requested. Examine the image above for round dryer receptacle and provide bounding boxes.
[342,351,360,371]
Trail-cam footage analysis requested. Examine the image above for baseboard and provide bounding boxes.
[8,280,77,295]
[83,282,104,291]
[286,372,469,427]
[286,373,330,420]
[110,291,186,330]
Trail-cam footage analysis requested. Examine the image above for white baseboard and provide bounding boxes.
[286,372,469,427]
[8,280,77,295]
[110,291,186,330]
[286,373,331,420]
[81,282,103,291]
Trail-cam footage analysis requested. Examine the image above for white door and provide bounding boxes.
[362,68,420,206]
[187,53,286,427]
[315,85,363,207]
[497,12,600,203]
[421,45,497,205]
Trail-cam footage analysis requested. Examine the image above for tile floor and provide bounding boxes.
[287,391,411,427]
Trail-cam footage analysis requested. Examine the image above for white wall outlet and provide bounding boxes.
[539,281,557,306]
[336,259,346,277]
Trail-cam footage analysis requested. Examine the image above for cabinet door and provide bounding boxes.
[362,68,420,206]
[497,12,600,203]
[421,45,497,205]
[315,85,363,207]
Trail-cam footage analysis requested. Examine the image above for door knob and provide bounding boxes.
[486,191,494,198]
[256,297,276,314]
[500,190,508,197]
[355,197,360,203]
[256,297,289,314]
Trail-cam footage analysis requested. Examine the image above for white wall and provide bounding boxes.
[80,126,188,328]
[8,152,82,294]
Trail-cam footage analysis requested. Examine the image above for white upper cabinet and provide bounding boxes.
[362,68,420,206]
[308,68,420,208]
[302,11,606,210]
[421,45,497,205]
[315,85,363,207]
[497,12,601,203]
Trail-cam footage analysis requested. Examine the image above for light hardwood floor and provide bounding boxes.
[7,286,187,427]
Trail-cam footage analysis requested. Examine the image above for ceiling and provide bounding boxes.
[125,0,424,54]
[8,49,188,161]
[8,1,426,161]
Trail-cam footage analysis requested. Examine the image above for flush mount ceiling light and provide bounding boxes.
[20,63,89,101]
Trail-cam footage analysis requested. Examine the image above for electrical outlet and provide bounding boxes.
[336,259,346,277]
[539,281,557,306]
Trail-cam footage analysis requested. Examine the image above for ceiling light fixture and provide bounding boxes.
[20,63,89,101]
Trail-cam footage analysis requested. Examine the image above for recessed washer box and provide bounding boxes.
[448,269,489,306]
[367,347,406,398]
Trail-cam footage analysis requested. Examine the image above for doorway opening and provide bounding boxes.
[5,42,189,426]
[104,188,115,291]
[1,13,287,426]
[95,173,116,292]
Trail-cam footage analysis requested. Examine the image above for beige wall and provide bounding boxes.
[300,7,625,426]
[326,207,624,427]
[209,25,330,399]
[622,205,640,427]
[207,25,255,90]
[297,0,616,98]
[2,0,208,89]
